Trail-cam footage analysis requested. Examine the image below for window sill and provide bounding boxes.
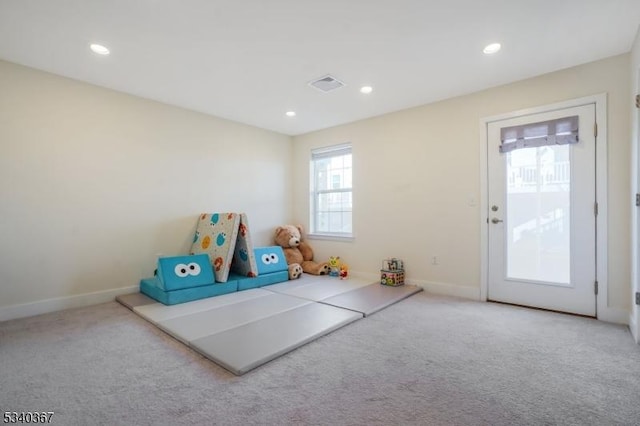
[307,233,354,242]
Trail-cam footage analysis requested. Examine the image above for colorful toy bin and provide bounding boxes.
[380,258,405,286]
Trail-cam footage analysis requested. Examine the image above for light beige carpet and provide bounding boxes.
[1,292,639,425]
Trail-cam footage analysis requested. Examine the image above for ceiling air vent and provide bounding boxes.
[308,74,346,93]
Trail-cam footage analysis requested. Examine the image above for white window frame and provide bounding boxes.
[309,143,353,240]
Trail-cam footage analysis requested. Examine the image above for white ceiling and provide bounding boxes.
[0,1,639,136]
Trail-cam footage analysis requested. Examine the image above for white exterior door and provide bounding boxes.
[487,103,597,316]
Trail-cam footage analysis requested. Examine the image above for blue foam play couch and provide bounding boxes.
[155,254,214,291]
[140,247,289,305]
[140,276,239,305]
[231,246,289,291]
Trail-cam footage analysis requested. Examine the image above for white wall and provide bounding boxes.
[1,54,633,322]
[630,28,640,342]
[293,54,631,315]
[0,60,292,320]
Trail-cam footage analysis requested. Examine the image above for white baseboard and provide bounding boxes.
[0,285,138,322]
[597,306,629,325]
[412,279,481,301]
[350,271,633,326]
[630,312,639,344]
[350,271,481,301]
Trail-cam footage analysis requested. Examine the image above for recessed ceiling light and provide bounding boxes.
[360,86,373,94]
[285,111,296,117]
[90,43,110,55]
[483,43,501,55]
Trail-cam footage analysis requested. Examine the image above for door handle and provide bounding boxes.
[491,217,503,224]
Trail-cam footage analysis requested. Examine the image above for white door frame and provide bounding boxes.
[632,67,640,342]
[480,94,612,321]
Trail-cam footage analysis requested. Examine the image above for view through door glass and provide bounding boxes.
[506,144,571,285]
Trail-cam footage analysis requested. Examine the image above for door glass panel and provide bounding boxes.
[506,145,571,285]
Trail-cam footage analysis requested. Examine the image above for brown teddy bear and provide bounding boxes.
[274,225,330,279]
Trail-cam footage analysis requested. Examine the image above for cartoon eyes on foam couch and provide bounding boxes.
[174,262,202,277]
[261,253,280,265]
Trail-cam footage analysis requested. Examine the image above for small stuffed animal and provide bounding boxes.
[274,224,330,279]
[328,256,341,277]
[339,264,349,280]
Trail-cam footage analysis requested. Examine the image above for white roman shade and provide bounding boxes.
[500,116,579,153]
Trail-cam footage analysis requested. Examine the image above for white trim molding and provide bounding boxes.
[479,94,614,322]
[411,279,481,300]
[595,306,629,325]
[0,285,138,322]
[630,312,639,342]
[631,42,640,343]
[350,270,481,300]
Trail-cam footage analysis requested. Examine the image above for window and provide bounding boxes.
[310,144,352,237]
